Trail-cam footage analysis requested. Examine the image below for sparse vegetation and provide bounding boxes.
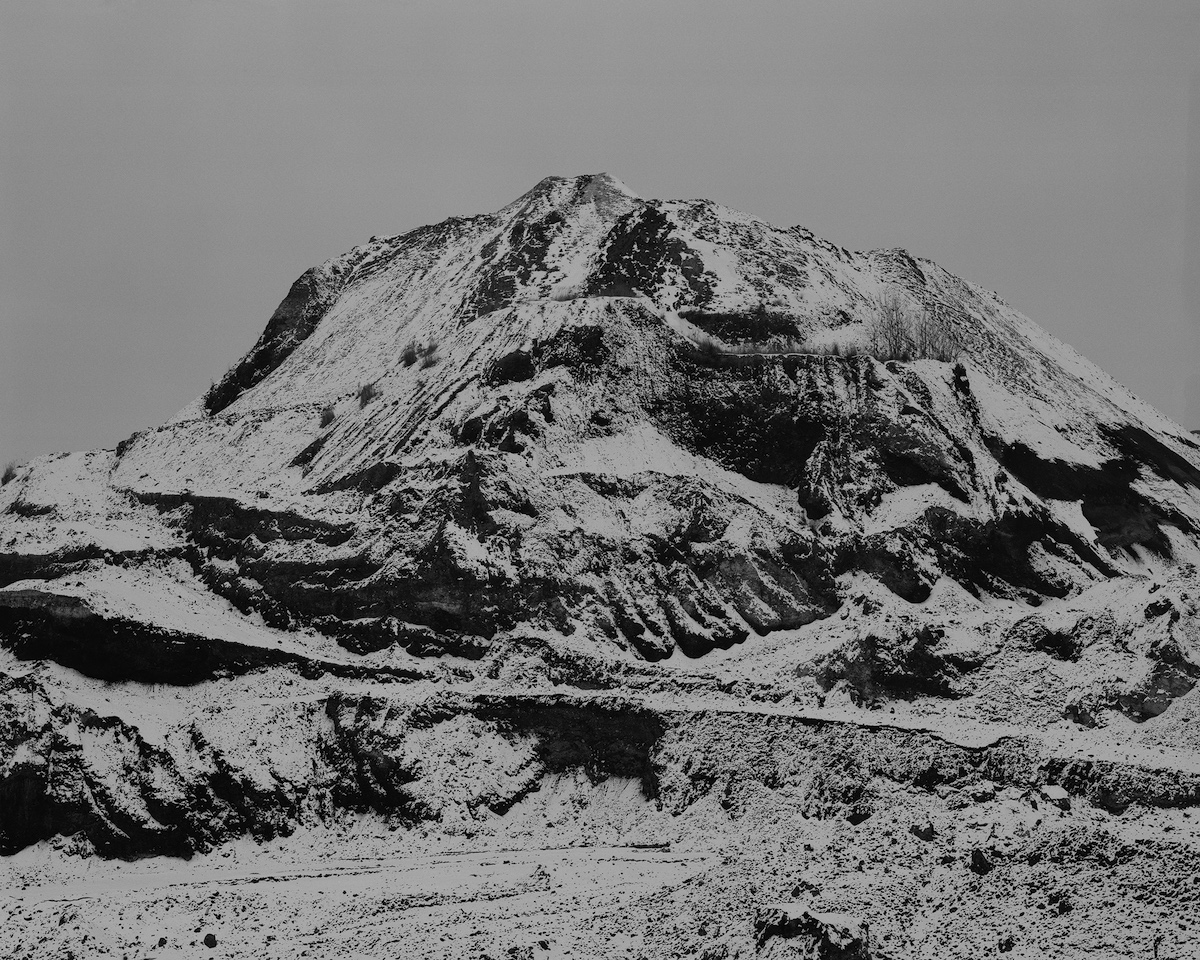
[357,382,380,407]
[682,292,969,369]
[916,302,970,362]
[1,461,15,485]
[867,291,968,363]
[867,291,915,361]
[319,405,336,427]
[685,292,970,367]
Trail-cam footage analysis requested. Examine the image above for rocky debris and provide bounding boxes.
[8,665,1200,862]
[754,903,870,959]
[813,625,976,703]
[1046,889,1073,915]
[969,780,997,802]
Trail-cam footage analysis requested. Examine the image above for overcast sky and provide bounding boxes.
[2,1,1199,465]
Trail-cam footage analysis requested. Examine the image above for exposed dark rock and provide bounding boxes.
[987,437,1194,558]
[586,204,713,303]
[471,212,563,316]
[204,262,350,415]
[911,820,937,841]
[540,322,609,372]
[1116,663,1199,721]
[310,461,403,495]
[1005,616,1082,661]
[814,626,969,702]
[487,348,536,385]
[678,304,803,344]
[473,696,666,795]
[969,848,994,875]
[754,903,870,960]
[0,598,426,686]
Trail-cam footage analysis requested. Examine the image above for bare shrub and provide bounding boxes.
[319,405,336,427]
[357,382,380,407]
[866,292,968,362]
[915,302,969,362]
[685,295,972,368]
[401,341,418,366]
[867,290,915,361]
[420,340,440,369]
[1,462,15,485]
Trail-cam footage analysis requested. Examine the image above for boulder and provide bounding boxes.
[754,903,869,959]
[910,820,937,841]
[969,780,997,802]
[968,848,993,875]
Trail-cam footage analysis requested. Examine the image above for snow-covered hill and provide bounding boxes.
[4,174,1200,958]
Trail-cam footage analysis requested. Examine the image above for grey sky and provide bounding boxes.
[2,1,1198,466]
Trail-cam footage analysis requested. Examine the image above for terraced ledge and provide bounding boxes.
[0,590,427,685]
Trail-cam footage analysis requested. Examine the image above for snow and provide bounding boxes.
[966,365,1107,468]
[542,423,802,530]
[863,482,973,536]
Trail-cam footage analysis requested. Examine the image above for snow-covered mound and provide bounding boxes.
[4,174,1200,958]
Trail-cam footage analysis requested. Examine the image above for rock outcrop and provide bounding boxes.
[755,903,870,959]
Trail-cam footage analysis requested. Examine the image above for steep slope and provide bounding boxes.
[4,174,1200,958]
